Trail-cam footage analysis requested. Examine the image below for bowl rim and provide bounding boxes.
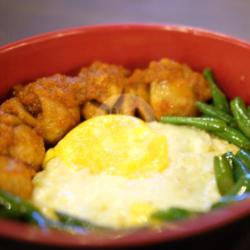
[0,199,250,247]
[1,23,250,52]
[1,23,250,248]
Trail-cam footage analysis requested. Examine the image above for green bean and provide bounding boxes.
[214,155,234,195]
[222,151,233,167]
[230,154,249,182]
[236,149,250,170]
[203,68,229,112]
[151,207,201,222]
[228,174,250,195]
[0,207,21,219]
[211,193,250,209]
[221,151,249,182]
[47,221,86,234]
[0,189,48,227]
[230,97,250,138]
[213,127,250,150]
[196,101,235,125]
[160,116,227,132]
[55,211,107,230]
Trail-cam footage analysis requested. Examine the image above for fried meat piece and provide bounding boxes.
[15,74,79,114]
[150,79,197,118]
[9,125,45,171]
[0,155,34,198]
[125,81,150,103]
[36,95,80,144]
[0,110,22,126]
[0,97,38,128]
[15,74,81,144]
[130,59,211,119]
[0,121,45,171]
[0,123,13,156]
[78,61,129,105]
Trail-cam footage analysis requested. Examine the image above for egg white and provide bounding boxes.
[32,121,238,229]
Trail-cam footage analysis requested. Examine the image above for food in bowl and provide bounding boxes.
[0,57,250,232]
[0,58,211,198]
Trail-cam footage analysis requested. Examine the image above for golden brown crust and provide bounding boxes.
[35,95,80,144]
[82,101,108,119]
[128,59,211,118]
[0,155,34,199]
[9,125,45,171]
[15,74,79,113]
[1,97,38,127]
[78,61,128,104]
[150,79,198,119]
[0,122,45,171]
[0,123,13,155]
[0,110,23,126]
[13,75,81,144]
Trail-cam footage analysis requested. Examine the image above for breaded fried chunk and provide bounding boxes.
[0,112,45,171]
[78,61,129,105]
[0,155,34,198]
[36,95,80,144]
[9,125,45,171]
[129,58,211,119]
[1,97,38,128]
[15,74,81,144]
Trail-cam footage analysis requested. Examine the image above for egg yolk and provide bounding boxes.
[44,115,168,178]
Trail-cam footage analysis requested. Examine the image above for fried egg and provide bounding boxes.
[32,115,238,229]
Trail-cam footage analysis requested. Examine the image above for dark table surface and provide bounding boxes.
[1,0,250,249]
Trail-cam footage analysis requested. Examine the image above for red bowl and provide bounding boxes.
[1,24,250,248]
